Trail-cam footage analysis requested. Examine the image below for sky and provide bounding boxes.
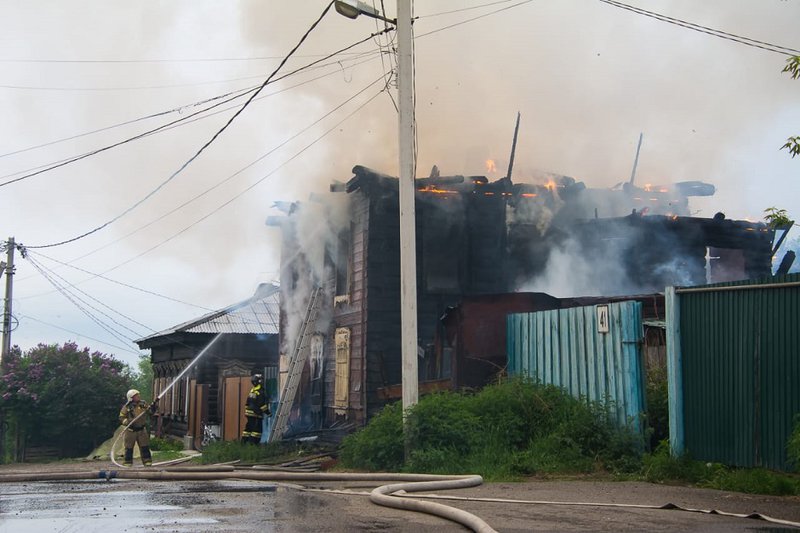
[0,0,797,368]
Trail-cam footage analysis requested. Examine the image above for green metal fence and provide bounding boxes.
[667,273,800,470]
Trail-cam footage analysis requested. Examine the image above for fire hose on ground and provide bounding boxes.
[1,468,799,530]
[0,469,496,532]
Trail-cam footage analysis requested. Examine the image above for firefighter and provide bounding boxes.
[119,389,158,467]
[241,374,270,445]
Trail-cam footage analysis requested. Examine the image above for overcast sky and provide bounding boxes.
[1,0,797,368]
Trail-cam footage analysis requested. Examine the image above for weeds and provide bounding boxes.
[339,377,642,478]
[198,440,291,464]
[788,416,800,472]
[641,440,800,496]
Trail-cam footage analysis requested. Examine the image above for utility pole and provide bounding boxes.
[396,0,418,416]
[0,237,14,463]
[1,237,15,369]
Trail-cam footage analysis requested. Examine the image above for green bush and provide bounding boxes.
[339,401,404,471]
[339,377,642,479]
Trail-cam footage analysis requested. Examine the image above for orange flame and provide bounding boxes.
[485,159,497,173]
[418,185,457,195]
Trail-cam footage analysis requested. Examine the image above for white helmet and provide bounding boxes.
[126,389,140,402]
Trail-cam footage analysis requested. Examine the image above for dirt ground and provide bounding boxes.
[1,459,799,532]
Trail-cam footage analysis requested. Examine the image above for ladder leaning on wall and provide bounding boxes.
[268,286,323,443]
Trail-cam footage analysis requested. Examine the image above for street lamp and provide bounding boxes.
[335,1,418,417]
[334,0,396,24]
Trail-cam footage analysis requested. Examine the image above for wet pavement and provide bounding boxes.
[0,478,278,532]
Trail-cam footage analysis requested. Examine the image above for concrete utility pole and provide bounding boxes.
[1,237,15,368]
[396,0,418,414]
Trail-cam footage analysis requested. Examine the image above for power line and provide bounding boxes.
[69,87,385,277]
[25,254,140,347]
[0,52,365,65]
[419,0,518,18]
[0,48,381,165]
[19,74,385,296]
[414,0,534,39]
[597,0,800,56]
[0,85,255,160]
[22,2,338,250]
[28,251,214,312]
[1,32,390,193]
[14,67,386,291]
[19,313,144,357]
[0,88,255,187]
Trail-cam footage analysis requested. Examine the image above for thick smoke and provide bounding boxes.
[278,192,350,355]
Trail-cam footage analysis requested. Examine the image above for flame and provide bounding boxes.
[643,184,669,193]
[520,193,538,198]
[544,180,557,191]
[418,185,457,195]
[485,159,497,173]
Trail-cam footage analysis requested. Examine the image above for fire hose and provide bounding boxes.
[0,469,496,532]
[1,468,799,530]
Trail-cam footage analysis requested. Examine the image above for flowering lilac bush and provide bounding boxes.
[0,342,133,458]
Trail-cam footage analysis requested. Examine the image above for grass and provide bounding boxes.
[641,440,800,496]
[197,440,320,465]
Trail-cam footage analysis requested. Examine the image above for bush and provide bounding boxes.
[645,366,669,449]
[339,377,642,479]
[340,401,404,471]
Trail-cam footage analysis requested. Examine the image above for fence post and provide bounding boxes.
[666,286,685,456]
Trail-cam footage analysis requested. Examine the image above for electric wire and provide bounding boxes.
[13,82,383,364]
[68,87,385,278]
[0,86,254,160]
[26,253,149,339]
[25,250,153,336]
[29,251,215,312]
[0,88,255,187]
[25,254,141,348]
[0,52,366,64]
[414,0,534,39]
[16,73,387,294]
[419,0,518,18]
[23,2,337,250]
[0,47,382,176]
[19,313,144,357]
[597,0,800,56]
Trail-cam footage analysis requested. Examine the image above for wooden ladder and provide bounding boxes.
[268,286,323,442]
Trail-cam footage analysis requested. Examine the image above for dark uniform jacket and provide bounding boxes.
[244,384,270,419]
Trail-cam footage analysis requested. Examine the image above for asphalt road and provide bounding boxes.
[1,462,799,532]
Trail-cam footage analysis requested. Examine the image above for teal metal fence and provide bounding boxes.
[507,301,646,431]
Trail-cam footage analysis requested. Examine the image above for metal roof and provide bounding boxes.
[136,284,280,344]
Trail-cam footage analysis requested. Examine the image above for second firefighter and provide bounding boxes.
[242,373,270,445]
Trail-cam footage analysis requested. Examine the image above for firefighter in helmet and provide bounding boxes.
[242,373,270,445]
[119,389,158,467]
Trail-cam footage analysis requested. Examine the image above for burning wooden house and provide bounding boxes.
[270,165,776,435]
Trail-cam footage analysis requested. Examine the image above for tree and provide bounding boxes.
[782,56,800,158]
[0,342,133,460]
[764,207,793,229]
[131,353,154,402]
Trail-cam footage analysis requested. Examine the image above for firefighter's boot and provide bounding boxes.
[123,447,134,467]
[141,446,153,466]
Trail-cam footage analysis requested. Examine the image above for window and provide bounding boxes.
[334,328,351,414]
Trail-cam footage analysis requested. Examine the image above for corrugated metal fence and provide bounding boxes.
[507,301,646,431]
[667,273,800,470]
